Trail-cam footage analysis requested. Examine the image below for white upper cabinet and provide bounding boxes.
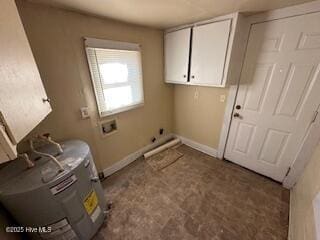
[164,28,191,84]
[164,13,243,87]
[0,0,51,161]
[190,20,231,86]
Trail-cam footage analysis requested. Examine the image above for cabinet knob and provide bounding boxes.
[42,98,51,103]
[191,75,195,79]
[183,75,187,78]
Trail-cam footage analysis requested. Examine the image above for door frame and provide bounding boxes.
[218,0,320,188]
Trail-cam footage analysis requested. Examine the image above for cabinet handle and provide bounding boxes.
[42,98,51,103]
[183,75,187,78]
[191,75,195,79]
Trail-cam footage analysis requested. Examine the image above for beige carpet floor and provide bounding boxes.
[94,144,289,240]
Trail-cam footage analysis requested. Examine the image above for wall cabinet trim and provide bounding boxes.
[0,0,51,163]
[164,12,242,87]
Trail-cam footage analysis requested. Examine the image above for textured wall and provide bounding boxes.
[173,85,228,149]
[15,0,230,171]
[289,142,320,240]
[16,0,174,170]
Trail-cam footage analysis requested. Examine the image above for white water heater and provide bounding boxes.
[0,140,106,239]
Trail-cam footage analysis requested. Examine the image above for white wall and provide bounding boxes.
[290,142,320,240]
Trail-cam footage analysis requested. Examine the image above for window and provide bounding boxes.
[85,38,144,116]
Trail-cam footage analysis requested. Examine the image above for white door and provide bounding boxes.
[190,20,231,86]
[225,12,320,182]
[164,28,191,84]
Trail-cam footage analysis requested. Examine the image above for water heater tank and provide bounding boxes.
[0,140,106,239]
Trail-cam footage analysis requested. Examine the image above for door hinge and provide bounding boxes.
[311,110,319,124]
[285,167,291,177]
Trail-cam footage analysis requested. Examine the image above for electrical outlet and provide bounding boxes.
[80,107,90,119]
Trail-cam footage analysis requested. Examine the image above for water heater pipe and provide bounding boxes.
[29,139,64,172]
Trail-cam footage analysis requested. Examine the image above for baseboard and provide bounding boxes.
[102,133,218,178]
[102,133,174,177]
[174,135,218,158]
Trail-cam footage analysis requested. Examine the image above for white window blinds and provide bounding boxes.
[85,38,144,116]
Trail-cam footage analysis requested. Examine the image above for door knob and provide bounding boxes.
[233,112,240,118]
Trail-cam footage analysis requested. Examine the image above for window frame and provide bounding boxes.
[84,37,144,117]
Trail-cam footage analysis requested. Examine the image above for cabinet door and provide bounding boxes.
[0,0,51,145]
[165,28,191,83]
[190,20,231,86]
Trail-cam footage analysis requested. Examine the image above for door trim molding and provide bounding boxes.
[218,0,320,187]
[283,107,320,188]
[217,15,251,159]
[217,85,238,159]
[248,0,320,25]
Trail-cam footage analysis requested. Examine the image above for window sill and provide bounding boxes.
[99,102,144,117]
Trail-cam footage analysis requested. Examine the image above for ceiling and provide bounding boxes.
[28,0,315,29]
